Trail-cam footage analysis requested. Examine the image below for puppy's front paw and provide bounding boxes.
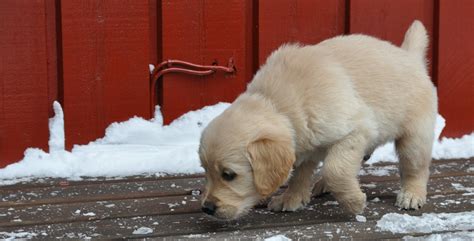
[396,188,426,210]
[336,191,367,214]
[268,191,311,212]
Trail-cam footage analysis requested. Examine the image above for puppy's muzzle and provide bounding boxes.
[202,201,217,216]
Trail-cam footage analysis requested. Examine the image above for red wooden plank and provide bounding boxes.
[45,0,60,116]
[0,0,57,167]
[160,0,254,123]
[61,0,152,147]
[149,0,160,66]
[437,0,474,137]
[259,0,346,65]
[350,0,434,76]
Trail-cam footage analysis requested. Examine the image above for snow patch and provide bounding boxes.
[359,166,397,176]
[355,215,367,222]
[322,201,339,206]
[149,64,155,74]
[376,211,474,234]
[0,103,229,183]
[451,183,474,195]
[48,101,65,152]
[0,102,473,184]
[0,231,38,240]
[371,197,381,202]
[403,231,474,241]
[132,227,153,235]
[185,234,209,238]
[265,234,292,241]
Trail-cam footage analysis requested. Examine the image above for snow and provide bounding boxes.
[403,231,474,241]
[359,166,397,176]
[264,234,292,241]
[83,212,96,217]
[0,103,229,183]
[149,64,155,74]
[0,101,472,183]
[451,183,474,195]
[0,231,38,240]
[376,211,474,234]
[322,201,339,206]
[355,215,367,222]
[371,197,381,202]
[48,101,64,152]
[132,227,153,235]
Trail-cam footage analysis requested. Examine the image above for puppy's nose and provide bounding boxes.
[202,201,216,215]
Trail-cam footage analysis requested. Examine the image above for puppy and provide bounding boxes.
[199,20,437,220]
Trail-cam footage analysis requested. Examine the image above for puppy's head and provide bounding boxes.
[199,97,295,220]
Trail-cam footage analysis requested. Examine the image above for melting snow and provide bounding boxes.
[451,183,474,196]
[403,231,474,241]
[355,215,367,222]
[376,211,474,234]
[371,197,381,202]
[265,234,292,241]
[0,103,229,184]
[0,102,472,184]
[148,64,155,74]
[0,231,38,240]
[132,227,153,235]
[322,201,339,206]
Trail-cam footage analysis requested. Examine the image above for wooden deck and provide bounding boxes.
[0,158,472,240]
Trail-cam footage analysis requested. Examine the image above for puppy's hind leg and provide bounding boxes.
[268,157,321,212]
[395,116,435,210]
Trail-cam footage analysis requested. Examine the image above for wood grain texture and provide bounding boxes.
[1,175,471,228]
[61,0,152,147]
[258,0,346,65]
[160,0,254,123]
[0,0,56,167]
[1,158,470,210]
[350,0,434,76]
[1,194,472,239]
[437,0,474,137]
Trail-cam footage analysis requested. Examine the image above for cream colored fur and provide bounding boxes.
[199,20,437,220]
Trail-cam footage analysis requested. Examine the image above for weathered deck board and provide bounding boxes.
[1,175,472,229]
[0,178,203,208]
[1,159,470,207]
[0,158,472,239]
[0,193,472,239]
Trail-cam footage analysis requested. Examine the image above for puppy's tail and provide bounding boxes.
[401,20,429,60]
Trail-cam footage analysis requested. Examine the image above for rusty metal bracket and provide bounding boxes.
[150,58,236,113]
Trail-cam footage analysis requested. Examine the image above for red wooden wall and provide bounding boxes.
[60,0,152,148]
[437,0,474,137]
[1,0,55,164]
[160,0,254,123]
[1,0,473,167]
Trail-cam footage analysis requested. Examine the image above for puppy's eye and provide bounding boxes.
[222,170,236,181]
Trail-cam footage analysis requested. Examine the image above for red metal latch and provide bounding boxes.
[150,58,236,114]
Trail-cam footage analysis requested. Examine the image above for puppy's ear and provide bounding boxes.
[248,137,295,197]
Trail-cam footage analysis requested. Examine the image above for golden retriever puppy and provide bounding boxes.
[199,20,437,220]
